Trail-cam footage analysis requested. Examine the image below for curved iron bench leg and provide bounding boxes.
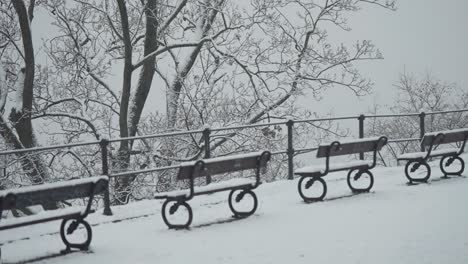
[60,218,92,253]
[297,176,327,203]
[440,155,465,177]
[161,199,193,229]
[405,160,431,184]
[347,168,374,193]
[228,188,258,218]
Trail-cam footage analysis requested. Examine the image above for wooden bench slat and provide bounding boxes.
[0,207,84,231]
[295,160,373,175]
[397,147,459,160]
[317,137,385,157]
[0,176,108,210]
[177,151,267,180]
[422,128,468,146]
[155,178,256,199]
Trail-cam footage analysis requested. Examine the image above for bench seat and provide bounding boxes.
[0,206,85,231]
[155,178,256,199]
[397,148,459,160]
[295,160,373,175]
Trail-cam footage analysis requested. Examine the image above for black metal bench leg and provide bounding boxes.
[297,176,327,203]
[405,160,431,184]
[228,189,258,218]
[440,155,465,177]
[347,169,374,193]
[161,199,193,229]
[60,218,92,254]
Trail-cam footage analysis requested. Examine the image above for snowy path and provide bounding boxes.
[2,158,468,264]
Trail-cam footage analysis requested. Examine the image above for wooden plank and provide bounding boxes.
[317,138,385,157]
[177,156,260,180]
[0,178,108,210]
[422,129,468,147]
[176,152,270,181]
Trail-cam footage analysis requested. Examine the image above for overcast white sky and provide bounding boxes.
[32,0,468,118]
[303,0,468,116]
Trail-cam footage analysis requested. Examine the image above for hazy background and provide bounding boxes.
[32,0,468,118]
[298,0,468,116]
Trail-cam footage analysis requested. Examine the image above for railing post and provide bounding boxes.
[358,114,365,160]
[100,138,113,216]
[419,112,426,151]
[286,120,294,180]
[203,127,211,184]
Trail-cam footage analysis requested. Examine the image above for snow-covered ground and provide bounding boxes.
[2,156,468,264]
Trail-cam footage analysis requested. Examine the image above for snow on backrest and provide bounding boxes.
[421,128,468,147]
[0,176,108,210]
[316,137,386,158]
[177,151,270,180]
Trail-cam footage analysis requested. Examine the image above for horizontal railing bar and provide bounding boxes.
[388,138,420,143]
[295,115,359,123]
[0,140,101,156]
[210,121,288,132]
[425,108,468,115]
[365,113,420,118]
[2,109,466,156]
[271,150,288,155]
[109,164,181,178]
[295,147,318,153]
[107,129,205,143]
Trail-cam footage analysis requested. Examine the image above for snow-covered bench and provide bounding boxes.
[295,136,388,202]
[397,128,468,183]
[0,176,108,256]
[154,151,271,229]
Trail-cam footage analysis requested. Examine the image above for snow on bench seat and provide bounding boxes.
[397,148,459,160]
[155,178,256,199]
[0,175,108,197]
[0,207,85,231]
[295,160,373,175]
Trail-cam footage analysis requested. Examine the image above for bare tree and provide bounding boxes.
[367,71,468,163]
[0,0,57,210]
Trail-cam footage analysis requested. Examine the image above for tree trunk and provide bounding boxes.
[166,0,223,129]
[113,0,134,205]
[7,0,57,210]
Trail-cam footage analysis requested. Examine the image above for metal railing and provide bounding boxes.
[1,108,467,215]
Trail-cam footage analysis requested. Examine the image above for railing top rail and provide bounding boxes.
[1,108,466,156]
[210,120,288,132]
[109,164,181,178]
[107,129,205,143]
[0,140,101,156]
[295,115,359,123]
[365,113,420,118]
[387,137,420,143]
[425,108,468,115]
[365,108,468,118]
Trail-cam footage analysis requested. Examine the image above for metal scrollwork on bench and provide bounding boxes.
[0,176,108,257]
[399,130,468,184]
[298,176,327,203]
[440,156,465,177]
[228,189,258,218]
[161,199,193,229]
[296,136,387,202]
[405,160,431,183]
[347,168,374,193]
[155,151,271,229]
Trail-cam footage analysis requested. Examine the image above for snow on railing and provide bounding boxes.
[0,108,467,215]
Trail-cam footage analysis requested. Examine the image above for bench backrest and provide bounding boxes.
[0,176,108,210]
[316,136,387,158]
[177,151,271,180]
[421,128,468,147]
